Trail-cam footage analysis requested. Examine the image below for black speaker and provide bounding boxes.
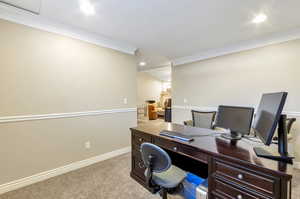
[165,108,172,122]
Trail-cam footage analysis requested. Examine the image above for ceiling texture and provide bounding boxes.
[1,0,300,72]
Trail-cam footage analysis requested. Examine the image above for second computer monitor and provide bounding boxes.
[215,105,254,136]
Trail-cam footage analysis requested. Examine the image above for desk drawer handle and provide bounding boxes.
[173,146,178,151]
[237,174,243,180]
[138,138,143,142]
[237,194,243,199]
[138,162,145,169]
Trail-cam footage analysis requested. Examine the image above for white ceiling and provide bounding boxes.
[1,0,300,69]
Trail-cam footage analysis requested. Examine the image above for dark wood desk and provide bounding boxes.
[130,123,293,199]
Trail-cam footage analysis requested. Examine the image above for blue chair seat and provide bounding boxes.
[146,165,186,189]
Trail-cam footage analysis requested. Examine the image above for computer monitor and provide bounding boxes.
[253,92,293,163]
[253,92,287,145]
[215,105,254,139]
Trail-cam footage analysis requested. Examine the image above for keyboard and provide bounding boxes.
[160,130,194,142]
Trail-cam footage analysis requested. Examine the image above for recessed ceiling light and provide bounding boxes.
[80,0,95,16]
[252,14,267,24]
[139,62,146,66]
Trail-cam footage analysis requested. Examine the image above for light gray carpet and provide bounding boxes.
[292,168,300,199]
[0,153,179,199]
[0,153,299,199]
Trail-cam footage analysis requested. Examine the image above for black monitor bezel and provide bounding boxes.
[216,105,255,136]
[253,92,288,146]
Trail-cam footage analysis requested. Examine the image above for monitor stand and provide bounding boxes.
[221,131,242,141]
[253,147,293,164]
[254,114,294,164]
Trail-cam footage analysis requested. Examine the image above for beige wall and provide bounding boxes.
[172,39,300,162]
[0,19,137,185]
[137,72,162,106]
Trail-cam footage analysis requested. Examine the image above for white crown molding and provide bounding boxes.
[0,3,137,55]
[138,63,172,72]
[0,146,131,194]
[0,108,137,124]
[171,27,300,66]
[173,105,300,117]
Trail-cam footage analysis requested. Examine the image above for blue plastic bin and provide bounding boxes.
[182,173,207,199]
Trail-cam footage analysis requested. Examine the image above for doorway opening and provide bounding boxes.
[137,66,172,125]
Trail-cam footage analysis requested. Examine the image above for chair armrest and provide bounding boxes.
[184,120,193,126]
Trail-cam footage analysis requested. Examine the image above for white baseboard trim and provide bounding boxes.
[0,108,137,124]
[0,146,131,195]
[294,162,300,170]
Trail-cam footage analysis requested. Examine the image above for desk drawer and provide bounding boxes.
[213,159,278,197]
[180,144,208,164]
[214,179,266,199]
[132,131,152,150]
[153,137,208,163]
[153,137,180,152]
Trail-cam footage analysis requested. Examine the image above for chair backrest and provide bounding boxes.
[191,110,216,129]
[286,118,296,134]
[140,143,171,173]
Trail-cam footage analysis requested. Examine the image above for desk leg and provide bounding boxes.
[207,157,214,199]
[289,180,292,199]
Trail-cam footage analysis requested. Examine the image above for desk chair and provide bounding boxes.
[286,118,296,134]
[140,143,186,199]
[184,110,216,129]
[273,117,296,141]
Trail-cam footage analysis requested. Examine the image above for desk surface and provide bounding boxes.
[131,122,293,179]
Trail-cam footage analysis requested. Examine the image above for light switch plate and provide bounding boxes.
[85,141,91,149]
[123,98,128,104]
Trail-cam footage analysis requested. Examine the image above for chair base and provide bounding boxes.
[159,188,167,199]
[158,183,183,199]
[167,183,183,194]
